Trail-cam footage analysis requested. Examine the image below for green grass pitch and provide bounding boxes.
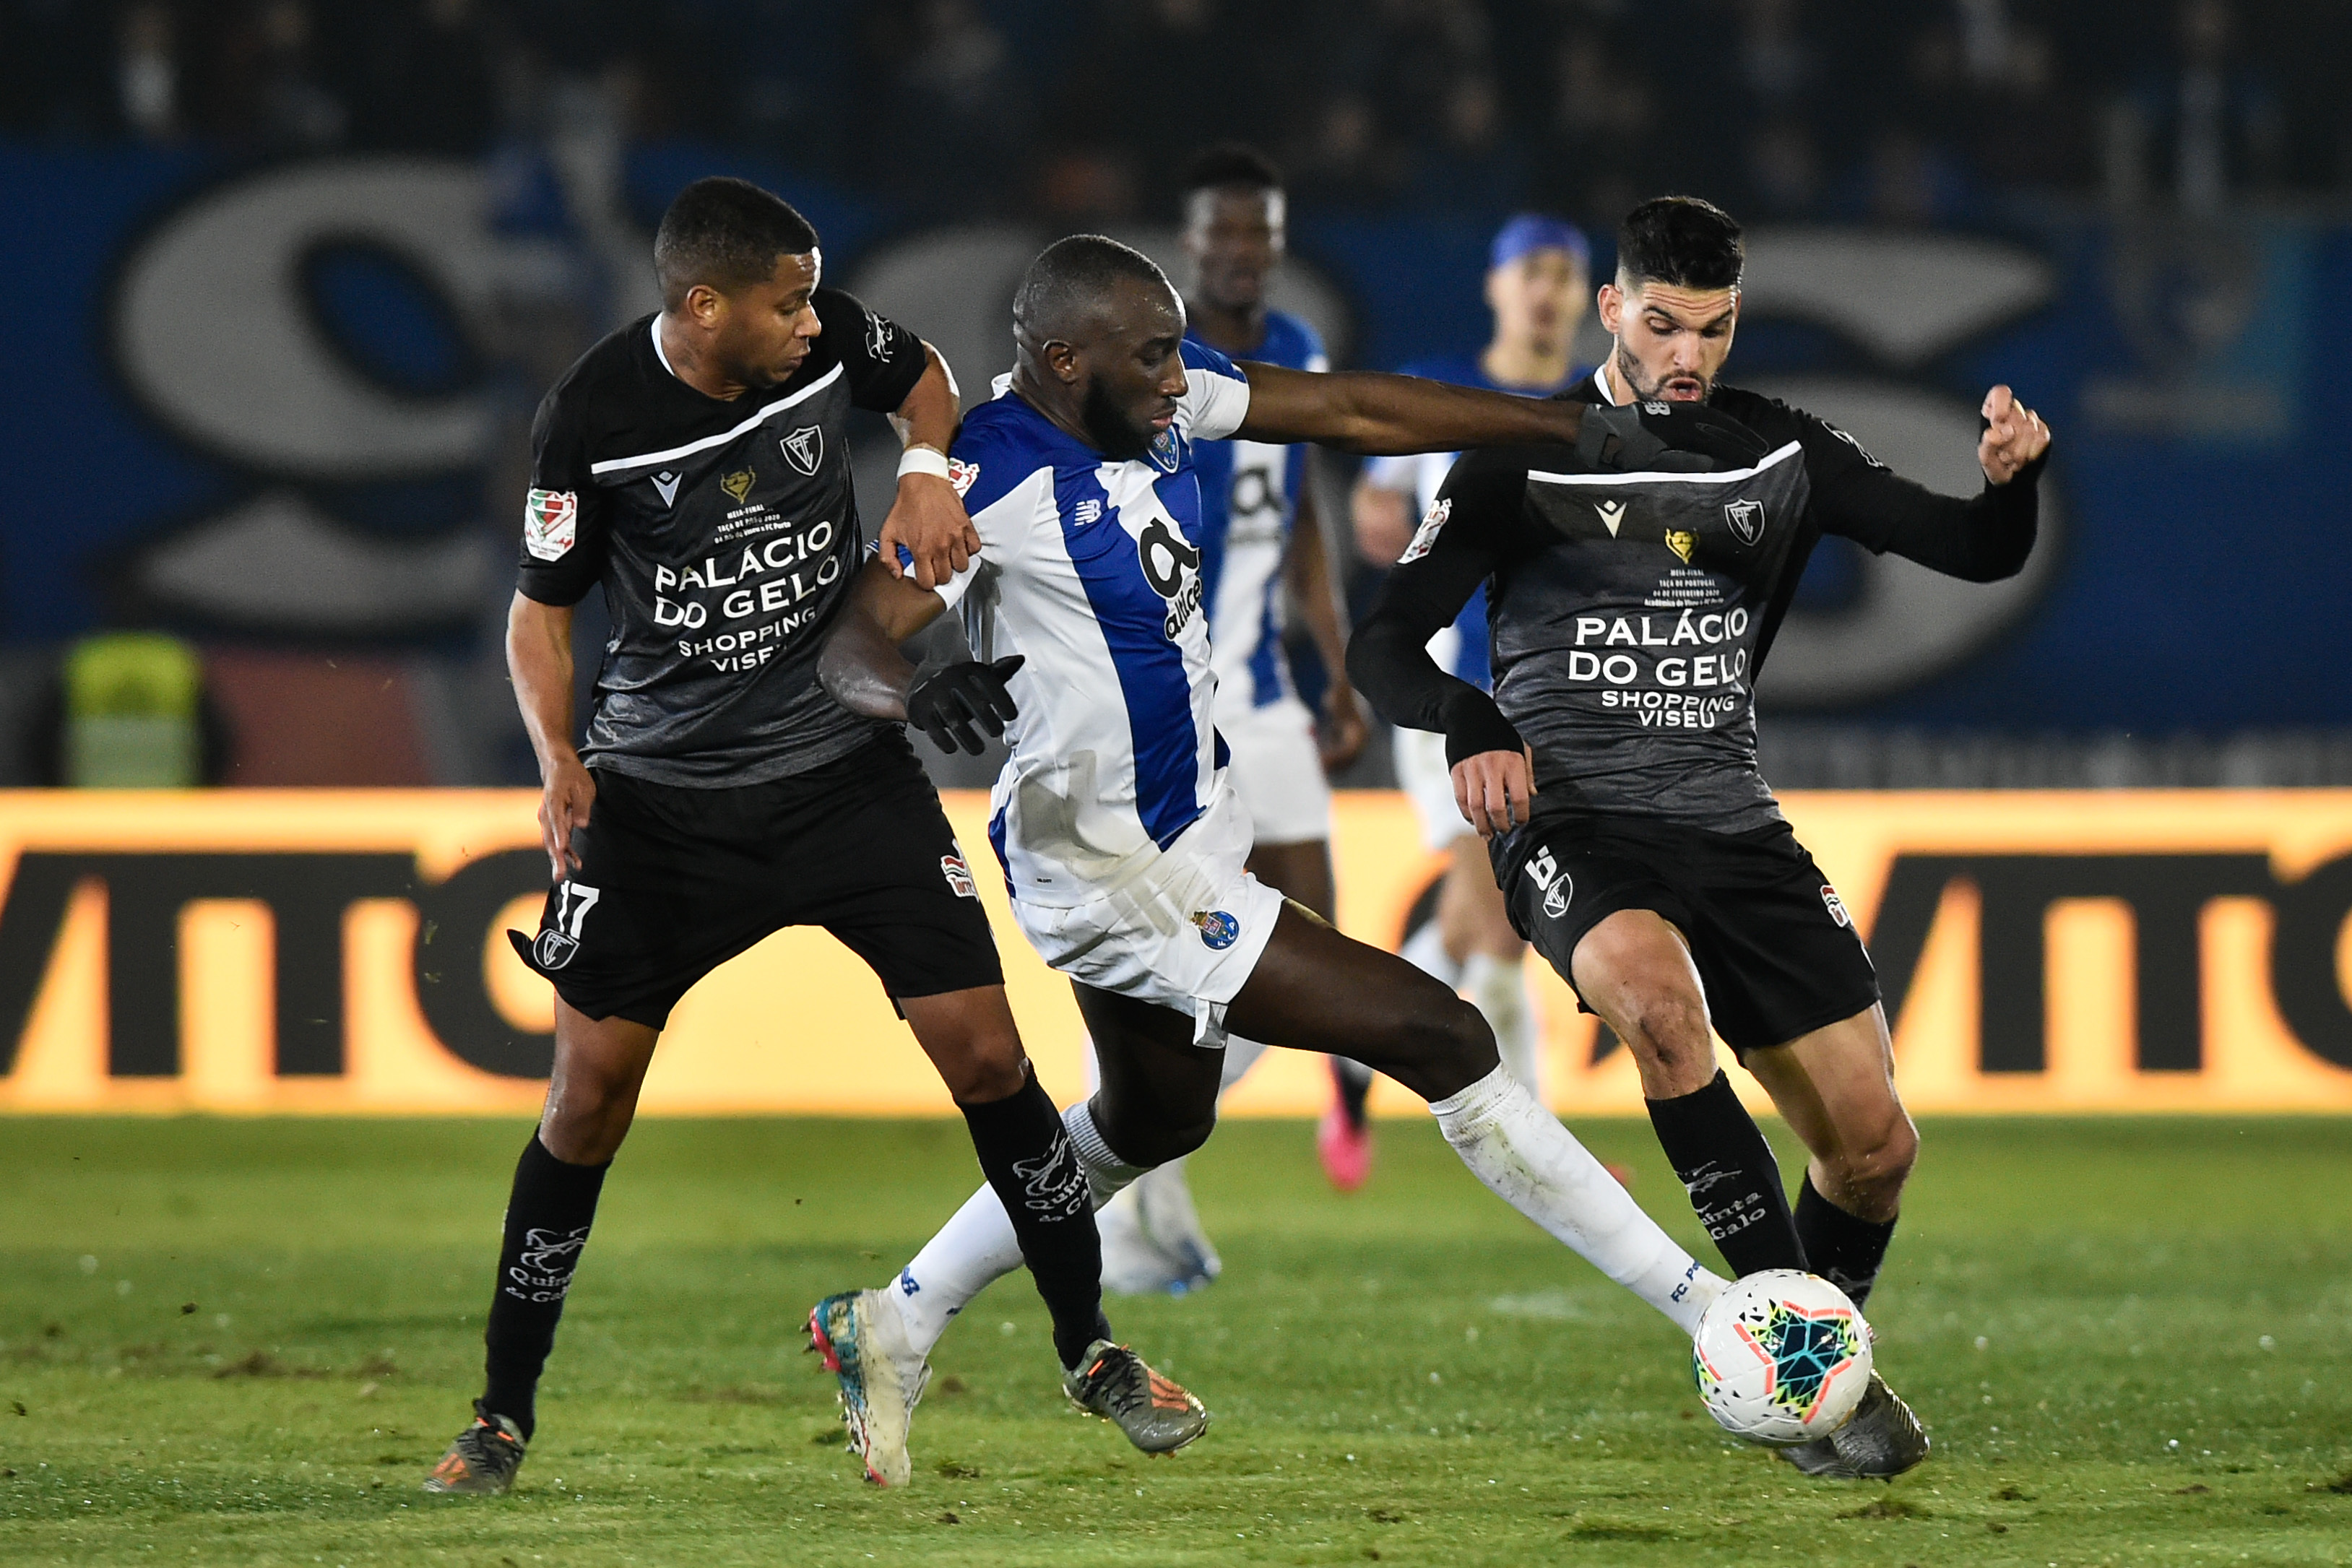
[1,1113,2348,1566]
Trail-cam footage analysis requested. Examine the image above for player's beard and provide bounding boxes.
[1078,374,1155,461]
[1612,340,1713,403]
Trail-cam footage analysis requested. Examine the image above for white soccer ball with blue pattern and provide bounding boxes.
[1690,1269,1873,1446]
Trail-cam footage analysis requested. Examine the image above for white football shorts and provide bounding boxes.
[1009,787,1288,1048]
[1395,723,1474,852]
[1216,693,1332,847]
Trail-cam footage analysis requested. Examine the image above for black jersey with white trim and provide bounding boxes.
[1348,374,2044,833]
[517,288,928,786]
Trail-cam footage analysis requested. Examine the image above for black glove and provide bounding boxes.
[1576,399,1771,474]
[906,654,1024,755]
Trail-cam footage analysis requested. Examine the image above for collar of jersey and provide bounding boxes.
[979,383,1140,471]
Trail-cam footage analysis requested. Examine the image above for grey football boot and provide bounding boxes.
[1062,1339,1209,1454]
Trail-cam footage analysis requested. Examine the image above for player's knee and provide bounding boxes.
[1830,1111,1917,1213]
[1414,994,1500,1088]
[944,1034,1029,1106]
[1622,987,1711,1068]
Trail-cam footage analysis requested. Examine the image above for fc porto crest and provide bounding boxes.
[1147,425,1181,474]
[1191,909,1240,950]
[1723,497,1765,545]
[779,425,823,476]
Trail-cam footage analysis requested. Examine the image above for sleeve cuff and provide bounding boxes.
[1440,688,1524,767]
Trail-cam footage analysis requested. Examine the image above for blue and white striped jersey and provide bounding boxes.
[936,339,1255,907]
[1186,311,1328,711]
[1361,352,1581,693]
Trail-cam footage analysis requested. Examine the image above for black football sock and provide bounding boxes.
[1331,1056,1373,1132]
[1794,1172,1898,1309]
[1644,1070,1806,1277]
[959,1067,1110,1371]
[479,1132,609,1441]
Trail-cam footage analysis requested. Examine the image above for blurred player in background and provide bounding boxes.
[1351,215,1591,1103]
[1092,145,1372,1296]
[1349,195,2053,1479]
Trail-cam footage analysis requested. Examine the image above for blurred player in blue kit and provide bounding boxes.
[1092,146,1375,1295]
[1352,214,1594,1102]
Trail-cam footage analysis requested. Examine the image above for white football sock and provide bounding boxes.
[1463,952,1540,1098]
[1429,1067,1722,1334]
[893,1099,1146,1357]
[1400,919,1462,989]
[1218,1034,1268,1094]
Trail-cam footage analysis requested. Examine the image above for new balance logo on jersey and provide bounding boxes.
[651,472,682,508]
[1073,498,1104,525]
[780,425,823,476]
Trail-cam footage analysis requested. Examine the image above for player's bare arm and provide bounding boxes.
[819,559,1021,755]
[877,343,983,590]
[1235,359,1594,454]
[1282,484,1367,768]
[506,590,592,880]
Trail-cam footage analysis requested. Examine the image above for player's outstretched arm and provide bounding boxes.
[876,343,982,591]
[1234,360,1587,454]
[1811,384,2052,582]
[818,559,1023,755]
[506,591,592,880]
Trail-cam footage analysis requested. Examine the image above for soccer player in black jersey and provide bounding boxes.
[1348,196,2052,1478]
[423,178,1201,1496]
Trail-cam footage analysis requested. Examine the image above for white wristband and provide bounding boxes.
[897,444,951,482]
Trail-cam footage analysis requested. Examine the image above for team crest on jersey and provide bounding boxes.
[523,489,577,560]
[948,457,980,497]
[721,469,756,505]
[1723,497,1765,545]
[779,425,823,476]
[1398,498,1450,563]
[1664,529,1698,564]
[1192,909,1240,950]
[940,852,977,898]
[1147,425,1180,474]
[1820,884,1851,928]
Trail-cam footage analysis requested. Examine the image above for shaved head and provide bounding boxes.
[1013,234,1177,350]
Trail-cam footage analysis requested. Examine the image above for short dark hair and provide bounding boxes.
[653,176,820,308]
[1178,142,1284,200]
[1615,196,1744,292]
[1012,234,1172,345]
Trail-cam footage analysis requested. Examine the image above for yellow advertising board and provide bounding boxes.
[2,789,2350,1117]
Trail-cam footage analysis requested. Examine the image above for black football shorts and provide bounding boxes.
[1496,811,1880,1060]
[513,732,1002,1030]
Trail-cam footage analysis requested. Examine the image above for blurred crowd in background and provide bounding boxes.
[5,0,2348,223]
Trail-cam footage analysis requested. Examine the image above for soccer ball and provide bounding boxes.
[1690,1269,1873,1446]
